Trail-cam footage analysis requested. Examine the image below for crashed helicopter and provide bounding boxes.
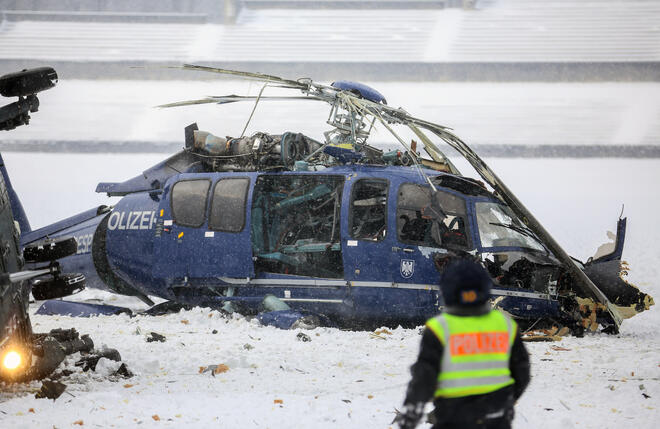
[15,65,653,333]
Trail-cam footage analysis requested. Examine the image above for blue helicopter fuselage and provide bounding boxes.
[21,164,561,327]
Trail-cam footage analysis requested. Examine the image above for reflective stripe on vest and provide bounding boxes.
[426,309,516,398]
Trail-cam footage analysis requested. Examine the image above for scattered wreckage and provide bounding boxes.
[11,65,654,338]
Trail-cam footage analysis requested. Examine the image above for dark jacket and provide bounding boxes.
[402,309,530,426]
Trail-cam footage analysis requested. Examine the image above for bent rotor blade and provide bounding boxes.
[157,95,324,108]
[404,114,623,329]
[156,98,219,108]
[207,95,324,105]
[180,64,308,90]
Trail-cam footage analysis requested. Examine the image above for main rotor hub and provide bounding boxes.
[325,81,386,148]
[330,81,387,105]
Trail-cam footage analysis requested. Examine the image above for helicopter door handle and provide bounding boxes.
[402,248,415,254]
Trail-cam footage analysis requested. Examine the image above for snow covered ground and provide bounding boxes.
[0,152,658,428]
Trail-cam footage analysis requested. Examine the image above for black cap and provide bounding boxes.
[439,259,492,307]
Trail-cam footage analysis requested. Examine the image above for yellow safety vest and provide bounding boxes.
[426,309,516,399]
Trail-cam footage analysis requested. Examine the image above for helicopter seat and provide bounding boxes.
[256,252,299,266]
[279,241,341,254]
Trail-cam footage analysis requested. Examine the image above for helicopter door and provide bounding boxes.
[342,179,394,283]
[189,176,254,278]
[154,176,255,280]
[153,178,211,280]
[394,183,470,285]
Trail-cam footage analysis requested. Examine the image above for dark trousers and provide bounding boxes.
[431,386,515,429]
[432,403,514,429]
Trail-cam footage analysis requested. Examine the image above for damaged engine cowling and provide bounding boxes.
[580,218,654,321]
[582,259,654,319]
[192,130,323,171]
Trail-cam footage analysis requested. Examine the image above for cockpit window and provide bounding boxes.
[475,202,546,252]
[171,179,210,227]
[397,184,469,249]
[209,178,250,232]
[350,179,388,241]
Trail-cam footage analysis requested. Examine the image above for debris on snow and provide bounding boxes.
[551,345,572,352]
[146,332,166,343]
[522,325,571,342]
[75,348,121,372]
[35,380,67,400]
[94,358,123,376]
[297,332,311,342]
[369,333,388,340]
[114,363,133,378]
[199,364,230,375]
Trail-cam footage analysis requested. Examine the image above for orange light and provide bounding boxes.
[2,350,22,370]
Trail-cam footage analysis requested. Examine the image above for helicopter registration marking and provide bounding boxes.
[74,233,94,254]
[107,210,157,231]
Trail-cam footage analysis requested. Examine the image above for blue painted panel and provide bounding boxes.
[36,300,132,317]
[494,295,561,319]
[21,206,108,245]
[105,192,160,294]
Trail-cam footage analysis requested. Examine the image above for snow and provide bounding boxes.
[1,153,658,428]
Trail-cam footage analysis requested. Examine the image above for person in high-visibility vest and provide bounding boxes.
[396,259,530,429]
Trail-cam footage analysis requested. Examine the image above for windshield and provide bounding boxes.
[475,202,545,252]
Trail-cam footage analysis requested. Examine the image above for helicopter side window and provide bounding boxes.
[251,174,344,278]
[397,184,469,249]
[349,179,388,241]
[209,178,250,232]
[171,179,211,227]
